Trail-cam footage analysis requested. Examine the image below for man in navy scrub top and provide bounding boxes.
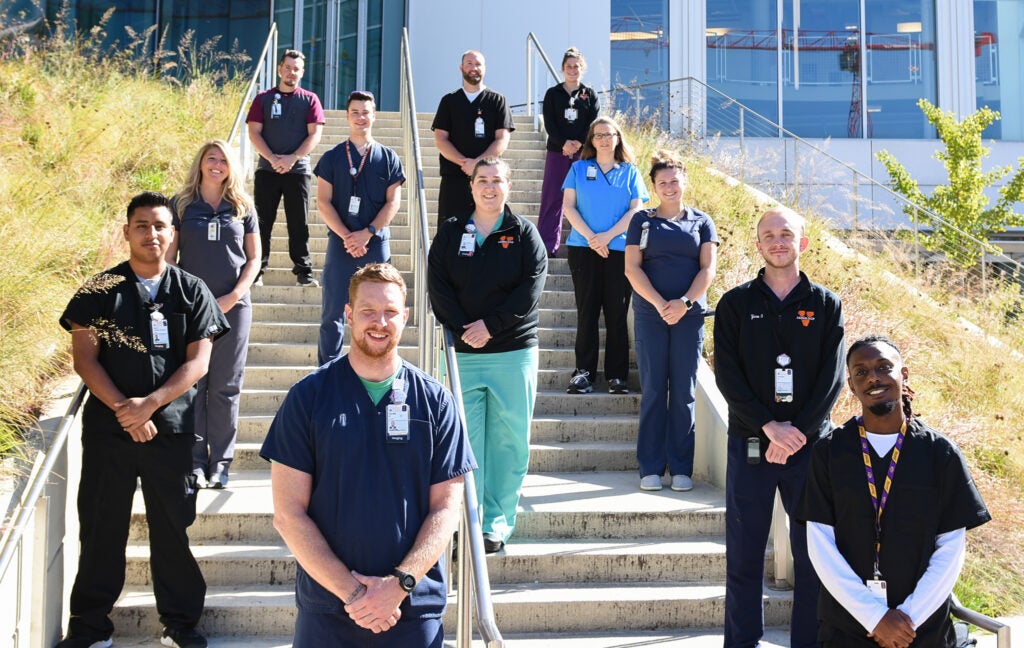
[261,263,476,647]
[57,191,229,648]
[799,335,990,648]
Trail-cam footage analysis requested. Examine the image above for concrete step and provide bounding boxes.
[105,630,792,648]
[130,471,724,543]
[236,413,639,445]
[124,535,724,588]
[227,439,635,473]
[237,387,639,416]
[109,583,791,637]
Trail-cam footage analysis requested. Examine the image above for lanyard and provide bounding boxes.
[345,140,372,184]
[857,417,907,578]
[759,292,805,360]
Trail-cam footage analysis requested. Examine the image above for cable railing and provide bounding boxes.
[227,22,278,180]
[600,75,1024,328]
[399,27,504,648]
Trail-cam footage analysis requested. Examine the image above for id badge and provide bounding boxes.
[639,225,650,251]
[207,220,219,241]
[271,101,282,119]
[474,116,485,138]
[586,165,598,181]
[866,579,888,604]
[564,107,578,122]
[774,368,793,403]
[348,196,361,216]
[151,311,170,350]
[386,403,410,443]
[459,232,476,257]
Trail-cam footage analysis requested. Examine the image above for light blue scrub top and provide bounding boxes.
[562,159,649,251]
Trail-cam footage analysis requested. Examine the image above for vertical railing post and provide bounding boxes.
[852,168,859,232]
[29,496,49,648]
[914,208,921,277]
[981,245,987,297]
[738,106,745,183]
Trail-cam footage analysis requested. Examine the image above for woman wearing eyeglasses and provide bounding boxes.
[561,116,648,395]
[538,47,600,258]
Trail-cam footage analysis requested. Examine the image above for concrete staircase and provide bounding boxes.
[113,112,792,646]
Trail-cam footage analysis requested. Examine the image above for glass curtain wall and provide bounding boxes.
[610,0,671,120]
[706,0,937,138]
[975,0,1024,140]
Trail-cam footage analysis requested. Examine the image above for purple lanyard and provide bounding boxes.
[857,417,907,578]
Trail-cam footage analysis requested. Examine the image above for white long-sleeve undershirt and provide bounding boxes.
[808,521,965,632]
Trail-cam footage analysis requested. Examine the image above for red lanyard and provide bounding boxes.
[857,417,907,578]
[345,140,372,183]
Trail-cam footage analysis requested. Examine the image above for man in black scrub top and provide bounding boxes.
[431,49,514,226]
[58,192,229,648]
[799,335,991,648]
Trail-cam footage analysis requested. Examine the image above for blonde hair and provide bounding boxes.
[562,47,586,72]
[175,140,254,219]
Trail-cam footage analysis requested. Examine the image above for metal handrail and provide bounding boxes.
[227,23,278,179]
[399,27,504,648]
[952,594,1011,647]
[525,32,563,131]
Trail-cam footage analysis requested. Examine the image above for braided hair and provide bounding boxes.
[846,334,916,419]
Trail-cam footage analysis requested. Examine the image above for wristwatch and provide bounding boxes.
[681,296,694,310]
[367,224,378,237]
[393,568,416,592]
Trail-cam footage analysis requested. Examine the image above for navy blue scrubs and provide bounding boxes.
[260,357,476,646]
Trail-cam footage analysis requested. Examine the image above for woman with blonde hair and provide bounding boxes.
[561,116,648,395]
[167,139,260,489]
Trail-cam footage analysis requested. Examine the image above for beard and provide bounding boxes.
[462,70,482,85]
[351,329,398,359]
[867,400,899,416]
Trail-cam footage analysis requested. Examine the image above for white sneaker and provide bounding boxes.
[639,475,663,491]
[671,475,694,492]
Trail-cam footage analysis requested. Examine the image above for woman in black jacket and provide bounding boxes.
[428,157,548,553]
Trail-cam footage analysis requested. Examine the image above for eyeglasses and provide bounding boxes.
[348,90,375,101]
[592,132,619,140]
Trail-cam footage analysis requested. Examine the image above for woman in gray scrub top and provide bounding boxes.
[167,139,261,489]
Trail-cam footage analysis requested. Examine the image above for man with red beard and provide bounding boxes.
[261,263,475,647]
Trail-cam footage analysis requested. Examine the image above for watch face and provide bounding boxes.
[400,574,415,591]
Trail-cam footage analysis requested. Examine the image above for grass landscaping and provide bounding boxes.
[0,20,243,464]
[625,123,1024,615]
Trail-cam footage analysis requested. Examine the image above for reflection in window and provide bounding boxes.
[610,0,670,121]
[706,0,779,125]
[975,0,1024,140]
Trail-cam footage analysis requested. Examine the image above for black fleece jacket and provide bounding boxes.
[428,207,548,354]
[713,269,845,444]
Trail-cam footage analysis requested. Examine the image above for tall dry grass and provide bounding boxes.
[621,120,1024,615]
[0,12,245,461]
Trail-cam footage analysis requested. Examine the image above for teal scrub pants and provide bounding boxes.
[455,346,538,542]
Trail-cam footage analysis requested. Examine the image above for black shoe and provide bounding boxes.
[482,533,505,554]
[296,274,320,287]
[161,626,207,648]
[566,369,593,394]
[608,378,629,394]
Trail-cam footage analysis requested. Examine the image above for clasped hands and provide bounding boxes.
[343,228,373,258]
[761,420,806,464]
[344,571,405,634]
[114,396,159,443]
[869,609,916,648]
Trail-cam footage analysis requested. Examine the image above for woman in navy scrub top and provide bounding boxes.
[624,150,718,493]
[167,140,261,489]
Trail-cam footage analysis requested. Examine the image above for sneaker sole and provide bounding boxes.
[671,484,694,492]
[640,484,663,491]
[567,387,593,394]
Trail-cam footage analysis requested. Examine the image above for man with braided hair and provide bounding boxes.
[799,335,991,648]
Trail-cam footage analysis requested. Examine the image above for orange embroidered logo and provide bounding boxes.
[797,310,815,327]
[498,235,515,249]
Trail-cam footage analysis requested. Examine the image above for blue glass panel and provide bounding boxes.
[975,0,1024,140]
[706,0,779,126]
[610,0,670,123]
[862,0,936,139]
